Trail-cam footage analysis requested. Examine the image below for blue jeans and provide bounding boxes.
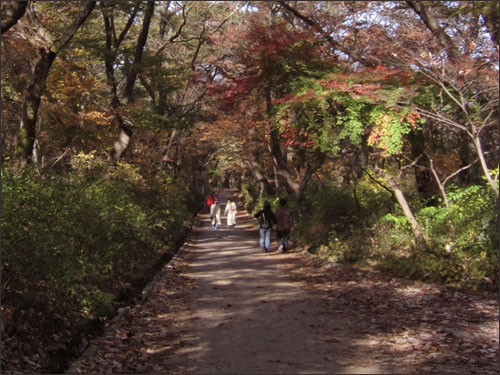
[259,228,271,251]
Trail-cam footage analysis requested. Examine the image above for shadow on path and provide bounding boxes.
[67,189,499,374]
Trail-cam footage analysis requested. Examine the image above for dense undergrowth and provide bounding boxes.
[242,178,498,291]
[1,157,202,373]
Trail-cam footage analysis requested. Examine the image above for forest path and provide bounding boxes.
[68,189,498,374]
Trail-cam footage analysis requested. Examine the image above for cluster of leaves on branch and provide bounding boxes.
[272,68,423,158]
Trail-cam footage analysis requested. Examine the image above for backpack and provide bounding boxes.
[261,211,271,229]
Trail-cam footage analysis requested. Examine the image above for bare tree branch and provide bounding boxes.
[406,0,461,60]
[155,2,188,56]
[276,0,376,67]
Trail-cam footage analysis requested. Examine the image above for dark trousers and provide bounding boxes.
[277,229,291,251]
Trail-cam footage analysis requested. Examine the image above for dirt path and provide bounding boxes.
[68,190,498,374]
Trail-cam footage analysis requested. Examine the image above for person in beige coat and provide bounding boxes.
[224,199,237,229]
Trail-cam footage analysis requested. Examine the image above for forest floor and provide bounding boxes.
[68,190,498,374]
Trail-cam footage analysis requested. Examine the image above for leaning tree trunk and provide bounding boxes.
[248,126,274,195]
[472,135,499,198]
[374,166,430,246]
[406,0,460,61]
[265,88,326,200]
[265,87,302,197]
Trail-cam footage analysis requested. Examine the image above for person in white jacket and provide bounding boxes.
[224,199,237,229]
[210,200,221,230]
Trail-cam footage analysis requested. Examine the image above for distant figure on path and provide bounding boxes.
[254,202,275,253]
[205,192,214,213]
[224,199,237,229]
[274,198,293,252]
[210,199,221,230]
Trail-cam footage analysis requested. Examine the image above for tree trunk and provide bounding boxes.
[265,87,326,199]
[112,116,134,161]
[393,186,427,242]
[374,166,429,245]
[429,159,450,209]
[408,127,434,199]
[111,1,155,161]
[473,135,499,198]
[480,3,499,46]
[161,128,177,169]
[14,48,56,166]
[247,126,274,195]
[13,1,96,167]
[265,87,302,196]
[406,0,460,60]
[277,0,376,67]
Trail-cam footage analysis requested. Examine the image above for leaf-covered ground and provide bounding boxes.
[67,191,498,374]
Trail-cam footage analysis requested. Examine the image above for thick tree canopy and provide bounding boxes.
[2,1,497,188]
[1,2,498,373]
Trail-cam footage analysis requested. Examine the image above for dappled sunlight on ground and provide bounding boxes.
[68,189,498,374]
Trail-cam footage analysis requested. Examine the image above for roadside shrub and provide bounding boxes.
[425,184,498,288]
[297,185,358,250]
[240,181,260,213]
[1,161,198,372]
[298,181,392,264]
[372,184,498,289]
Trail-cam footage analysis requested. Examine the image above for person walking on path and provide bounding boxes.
[274,198,293,252]
[254,202,276,253]
[210,199,221,230]
[205,192,214,213]
[224,199,237,229]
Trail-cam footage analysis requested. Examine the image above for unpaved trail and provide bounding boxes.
[164,191,372,374]
[68,190,498,374]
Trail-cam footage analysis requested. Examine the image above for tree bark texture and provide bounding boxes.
[265,86,326,198]
[248,127,274,195]
[14,47,56,165]
[265,88,301,196]
[473,136,499,198]
[110,1,155,161]
[408,127,434,199]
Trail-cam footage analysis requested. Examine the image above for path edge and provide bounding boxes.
[66,213,202,374]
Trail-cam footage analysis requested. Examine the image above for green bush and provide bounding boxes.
[240,181,260,213]
[372,184,498,289]
[1,161,198,365]
[297,185,357,251]
[296,181,392,264]
[292,177,497,290]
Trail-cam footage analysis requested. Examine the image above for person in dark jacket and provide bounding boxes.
[274,198,293,252]
[254,202,275,253]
